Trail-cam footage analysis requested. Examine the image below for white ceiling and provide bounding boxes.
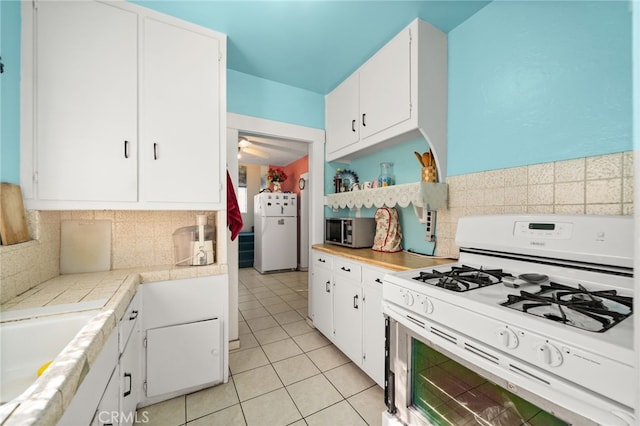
[237,133,309,167]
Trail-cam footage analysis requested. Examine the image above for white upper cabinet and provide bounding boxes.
[325,72,360,154]
[140,16,222,204]
[22,0,227,210]
[35,1,138,203]
[358,27,411,140]
[324,19,448,180]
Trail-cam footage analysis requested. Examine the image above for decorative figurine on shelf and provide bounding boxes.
[267,167,288,192]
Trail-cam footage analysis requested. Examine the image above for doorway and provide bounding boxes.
[226,113,325,343]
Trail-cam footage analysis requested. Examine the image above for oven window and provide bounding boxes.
[411,339,569,425]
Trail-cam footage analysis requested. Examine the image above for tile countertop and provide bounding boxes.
[311,244,456,271]
[0,263,228,426]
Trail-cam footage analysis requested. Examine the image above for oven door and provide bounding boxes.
[383,305,634,426]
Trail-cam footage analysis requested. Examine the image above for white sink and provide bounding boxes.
[0,307,101,406]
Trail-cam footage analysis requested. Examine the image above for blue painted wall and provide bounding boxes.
[326,136,435,255]
[326,0,633,255]
[228,70,324,129]
[447,0,632,176]
[1,1,21,184]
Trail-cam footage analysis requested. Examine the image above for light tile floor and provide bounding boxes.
[138,269,386,426]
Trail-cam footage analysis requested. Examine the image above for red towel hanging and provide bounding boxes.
[226,170,243,241]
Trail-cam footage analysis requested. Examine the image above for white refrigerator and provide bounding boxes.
[254,192,297,273]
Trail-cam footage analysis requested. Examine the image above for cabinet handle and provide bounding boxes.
[153,143,159,160]
[341,266,351,272]
[351,119,356,132]
[124,140,129,159]
[325,281,331,293]
[353,294,359,309]
[123,372,132,397]
[129,310,139,321]
[362,113,367,127]
[375,278,383,284]
[318,258,325,263]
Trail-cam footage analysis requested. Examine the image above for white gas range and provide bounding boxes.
[382,214,634,426]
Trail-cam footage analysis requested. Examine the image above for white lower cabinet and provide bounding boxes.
[310,250,387,387]
[145,318,222,398]
[86,293,141,426]
[60,292,140,426]
[361,268,386,386]
[60,274,228,423]
[119,327,141,426]
[332,277,363,363]
[140,275,228,406]
[90,368,119,426]
[310,259,333,337]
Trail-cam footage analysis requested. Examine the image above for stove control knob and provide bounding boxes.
[421,296,434,314]
[536,342,563,367]
[496,327,518,349]
[402,291,414,306]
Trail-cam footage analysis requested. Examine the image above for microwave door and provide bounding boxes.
[343,221,352,245]
[326,220,341,244]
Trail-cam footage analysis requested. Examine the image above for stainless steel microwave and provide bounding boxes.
[325,217,375,248]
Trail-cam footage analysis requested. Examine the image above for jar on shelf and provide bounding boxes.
[378,162,395,187]
[333,169,343,193]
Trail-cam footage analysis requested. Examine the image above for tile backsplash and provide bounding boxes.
[1,210,215,304]
[0,152,634,304]
[435,152,634,258]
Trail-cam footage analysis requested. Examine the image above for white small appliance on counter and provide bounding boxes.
[173,215,215,266]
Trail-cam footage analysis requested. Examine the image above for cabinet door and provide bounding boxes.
[325,72,360,155]
[119,328,141,426]
[90,368,120,426]
[359,27,411,140]
[362,285,384,387]
[141,17,222,204]
[145,318,222,398]
[35,1,138,202]
[143,276,225,331]
[311,266,333,338]
[333,278,363,365]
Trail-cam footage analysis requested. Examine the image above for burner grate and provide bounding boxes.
[413,265,506,292]
[501,282,633,332]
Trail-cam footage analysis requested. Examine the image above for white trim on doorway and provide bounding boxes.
[226,113,325,342]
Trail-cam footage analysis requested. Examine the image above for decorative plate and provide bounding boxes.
[340,169,359,188]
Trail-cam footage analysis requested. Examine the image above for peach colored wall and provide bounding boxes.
[272,155,308,195]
